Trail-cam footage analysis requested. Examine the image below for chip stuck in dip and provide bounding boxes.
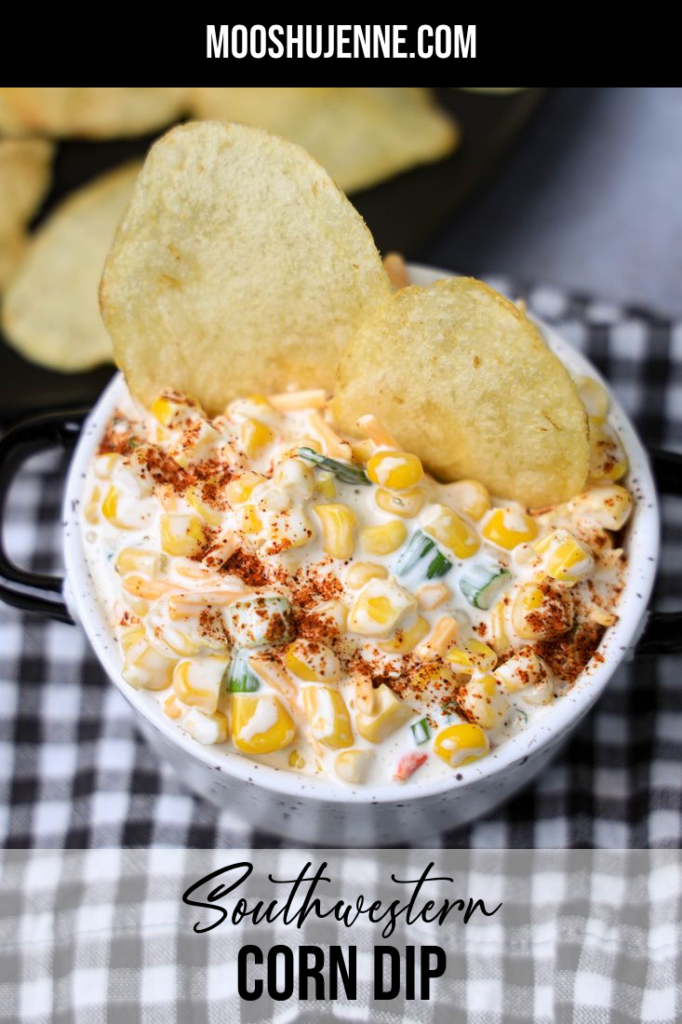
[333,277,590,509]
[89,121,633,790]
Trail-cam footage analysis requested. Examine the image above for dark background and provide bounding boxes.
[421,87,682,318]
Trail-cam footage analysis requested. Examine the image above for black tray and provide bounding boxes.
[0,87,547,423]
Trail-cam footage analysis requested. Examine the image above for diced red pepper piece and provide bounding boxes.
[393,751,428,782]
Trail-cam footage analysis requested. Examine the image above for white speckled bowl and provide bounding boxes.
[0,266,663,846]
[53,266,660,845]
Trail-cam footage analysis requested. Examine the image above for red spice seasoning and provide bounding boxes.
[536,619,605,683]
[224,549,270,588]
[98,411,146,455]
[524,580,573,639]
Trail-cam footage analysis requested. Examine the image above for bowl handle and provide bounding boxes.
[635,448,682,655]
[0,408,89,624]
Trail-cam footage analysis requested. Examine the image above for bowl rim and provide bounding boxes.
[63,263,660,805]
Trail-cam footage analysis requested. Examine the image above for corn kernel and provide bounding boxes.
[101,485,149,530]
[482,507,537,550]
[84,499,100,525]
[459,674,509,729]
[314,599,348,634]
[232,695,296,754]
[263,506,312,553]
[234,504,262,535]
[119,624,146,656]
[441,479,491,522]
[122,595,150,618]
[494,646,551,694]
[488,601,511,656]
[150,620,201,659]
[160,514,207,557]
[181,708,229,745]
[348,577,416,638]
[296,436,322,455]
[535,529,594,585]
[225,472,265,506]
[379,615,430,654]
[375,487,425,518]
[257,488,292,514]
[421,504,480,559]
[101,485,123,527]
[512,581,574,640]
[313,503,357,560]
[568,484,632,531]
[446,639,498,675]
[361,519,407,556]
[94,453,121,479]
[285,639,340,683]
[410,660,457,692]
[288,748,306,770]
[115,548,164,577]
[346,562,388,589]
[576,376,609,422]
[240,418,274,457]
[355,684,412,743]
[521,677,554,706]
[228,395,281,430]
[590,606,618,628]
[173,655,229,714]
[151,392,201,429]
[186,484,224,526]
[171,420,221,469]
[315,472,337,499]
[272,458,315,499]
[589,423,627,481]
[434,722,489,768]
[335,749,373,784]
[121,640,175,691]
[366,450,423,490]
[226,594,294,648]
[302,686,353,749]
[415,582,450,610]
[163,694,183,719]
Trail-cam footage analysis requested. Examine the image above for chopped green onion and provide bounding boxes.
[460,565,511,609]
[396,530,434,574]
[426,550,452,579]
[227,648,261,692]
[396,529,453,580]
[411,718,431,745]
[297,447,370,486]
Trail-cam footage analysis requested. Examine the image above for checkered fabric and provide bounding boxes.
[0,277,681,850]
[0,848,680,1023]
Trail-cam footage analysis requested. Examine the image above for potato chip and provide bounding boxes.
[332,277,589,508]
[100,121,391,414]
[188,88,459,193]
[0,138,53,291]
[0,234,25,291]
[0,92,26,134]
[3,163,140,370]
[0,88,187,138]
